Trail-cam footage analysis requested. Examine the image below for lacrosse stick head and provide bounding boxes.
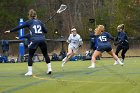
[57,4,67,13]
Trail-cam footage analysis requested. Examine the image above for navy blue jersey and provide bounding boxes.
[19,33,31,46]
[19,33,31,42]
[89,32,98,50]
[94,36,98,49]
[96,32,114,52]
[89,32,95,41]
[115,31,129,46]
[97,32,114,46]
[10,19,47,41]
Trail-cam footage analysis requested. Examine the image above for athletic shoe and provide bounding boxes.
[121,59,124,63]
[62,61,65,68]
[25,71,32,76]
[113,61,119,65]
[119,62,124,66]
[47,71,52,75]
[47,69,52,75]
[88,65,95,68]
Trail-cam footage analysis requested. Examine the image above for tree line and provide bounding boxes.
[0,0,140,40]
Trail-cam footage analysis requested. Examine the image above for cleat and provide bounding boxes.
[62,62,65,68]
[118,60,124,66]
[119,62,124,66]
[25,72,32,76]
[47,71,52,75]
[113,61,119,65]
[121,59,124,63]
[47,68,52,75]
[88,65,95,68]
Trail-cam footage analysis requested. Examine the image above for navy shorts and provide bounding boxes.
[96,44,112,52]
[28,40,47,50]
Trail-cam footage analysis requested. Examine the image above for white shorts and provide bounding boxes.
[68,44,79,53]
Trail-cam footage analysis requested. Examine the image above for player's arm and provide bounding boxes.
[90,32,96,38]
[117,33,126,44]
[5,21,29,33]
[41,23,48,33]
[15,33,31,40]
[107,32,114,41]
[79,36,83,47]
[67,35,71,43]
[114,32,119,41]
[19,33,31,39]
[114,33,127,46]
[115,37,118,41]
[113,33,119,46]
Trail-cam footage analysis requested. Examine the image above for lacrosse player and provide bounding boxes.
[5,9,52,76]
[62,27,83,67]
[88,25,124,68]
[114,24,129,65]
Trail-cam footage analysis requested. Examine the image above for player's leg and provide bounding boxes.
[108,49,123,65]
[63,52,74,62]
[62,47,74,67]
[39,41,52,74]
[88,50,102,68]
[114,45,122,65]
[62,44,76,62]
[25,48,36,76]
[121,46,129,63]
[115,45,122,56]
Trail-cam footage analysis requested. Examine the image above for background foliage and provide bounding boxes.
[0,0,140,39]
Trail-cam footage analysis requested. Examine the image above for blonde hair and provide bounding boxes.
[95,25,105,35]
[71,28,76,31]
[28,9,37,19]
[117,24,124,31]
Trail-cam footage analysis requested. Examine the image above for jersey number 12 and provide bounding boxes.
[33,25,42,33]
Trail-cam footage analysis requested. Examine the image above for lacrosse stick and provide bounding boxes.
[46,4,67,23]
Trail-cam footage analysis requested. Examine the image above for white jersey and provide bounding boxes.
[67,34,83,49]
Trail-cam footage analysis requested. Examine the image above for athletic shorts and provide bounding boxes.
[68,44,79,53]
[96,44,112,53]
[28,40,46,50]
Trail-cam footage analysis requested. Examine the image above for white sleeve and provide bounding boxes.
[79,35,83,45]
[67,34,71,43]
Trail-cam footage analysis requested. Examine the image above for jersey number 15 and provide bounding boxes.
[99,36,107,41]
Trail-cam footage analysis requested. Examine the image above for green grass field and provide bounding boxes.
[0,57,140,93]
